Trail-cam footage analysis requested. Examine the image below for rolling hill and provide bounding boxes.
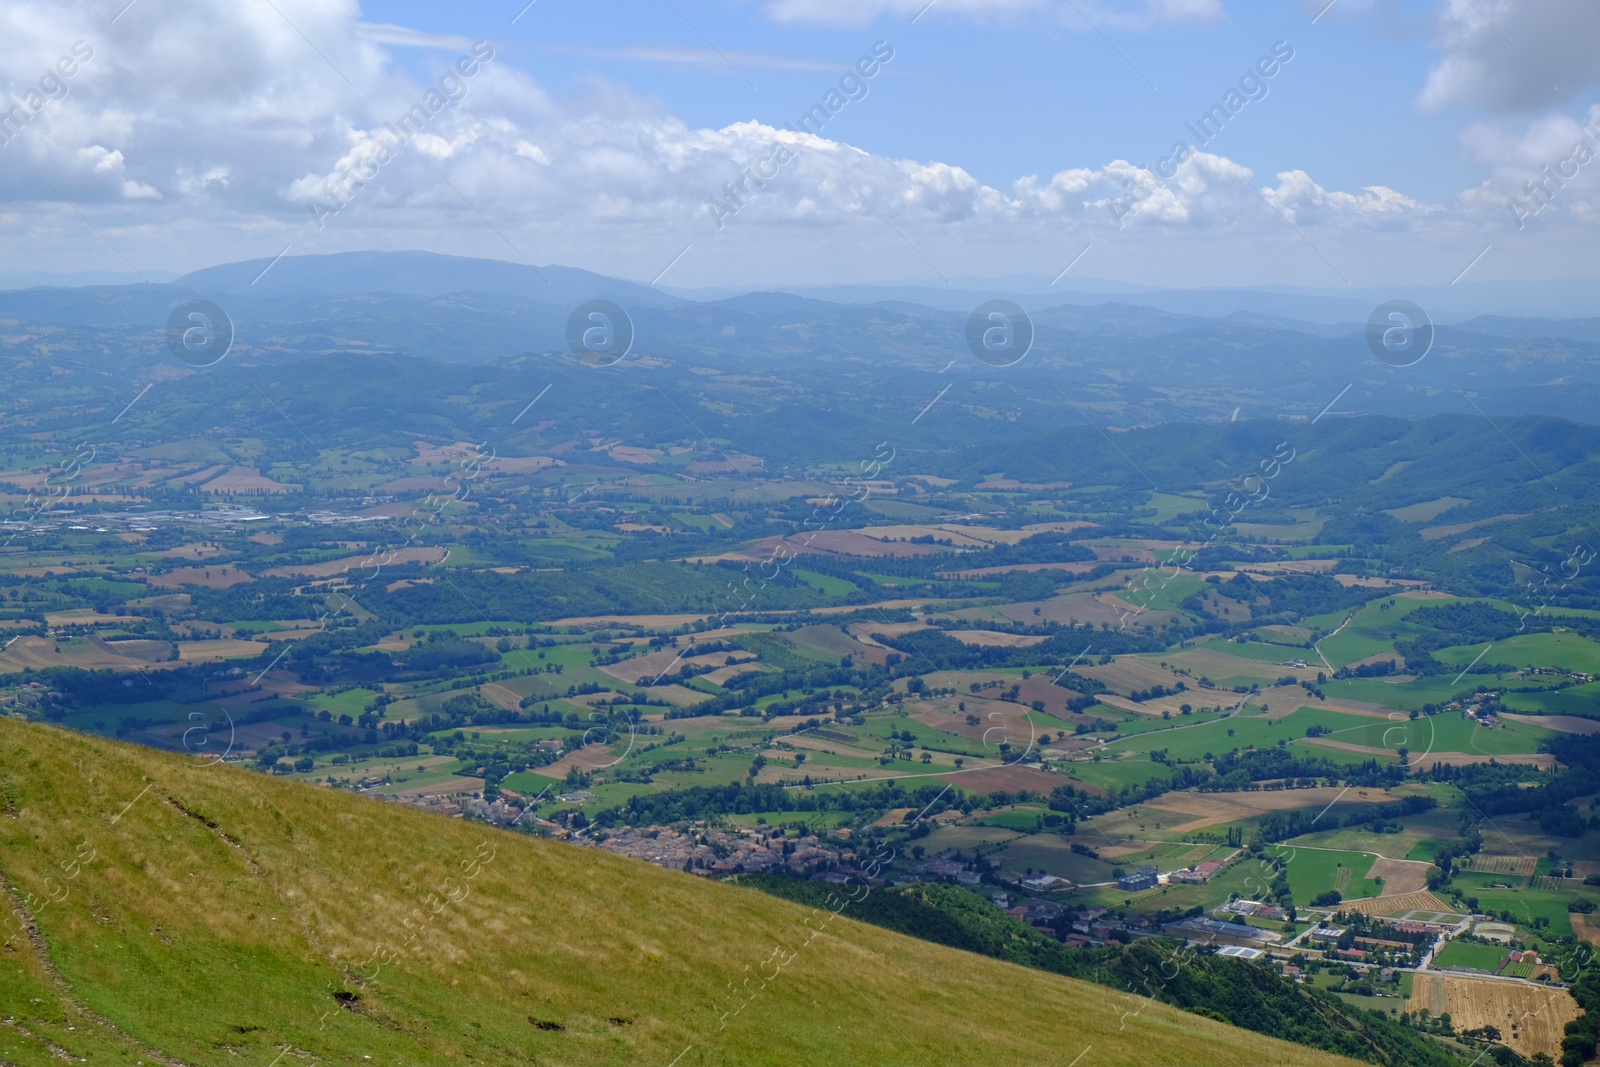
[0,718,1364,1066]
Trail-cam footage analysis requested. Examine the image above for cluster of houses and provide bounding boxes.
[574,823,863,878]
[1168,859,1226,884]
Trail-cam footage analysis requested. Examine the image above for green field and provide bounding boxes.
[1434,631,1600,674]
[1432,940,1507,972]
[1301,596,1512,667]
[1501,679,1600,717]
[1107,706,1411,765]
[1279,848,1383,904]
[791,568,861,597]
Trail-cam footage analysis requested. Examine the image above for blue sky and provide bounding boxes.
[368,0,1469,198]
[1,0,1597,289]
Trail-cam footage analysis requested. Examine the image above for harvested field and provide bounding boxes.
[1095,694,1182,717]
[1338,890,1451,916]
[178,639,269,662]
[995,594,1165,630]
[912,698,1049,748]
[0,635,181,672]
[148,565,254,589]
[703,662,765,685]
[44,611,125,627]
[1164,646,1321,685]
[1501,713,1600,735]
[1368,856,1432,895]
[1085,543,1156,563]
[945,630,1049,647]
[785,624,868,659]
[848,621,934,647]
[645,684,712,706]
[480,683,522,711]
[1574,911,1600,948]
[937,562,1100,580]
[935,763,1064,795]
[849,524,1033,547]
[200,466,300,494]
[264,546,445,578]
[1077,656,1192,695]
[1143,786,1399,832]
[528,744,622,779]
[1408,972,1579,1060]
[972,677,1091,719]
[872,808,916,829]
[598,647,742,685]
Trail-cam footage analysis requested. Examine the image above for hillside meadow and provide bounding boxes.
[0,718,1366,1067]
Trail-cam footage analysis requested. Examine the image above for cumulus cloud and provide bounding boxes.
[1420,0,1600,111]
[1456,104,1600,228]
[0,0,1526,287]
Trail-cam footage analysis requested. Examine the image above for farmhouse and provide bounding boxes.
[1167,859,1225,884]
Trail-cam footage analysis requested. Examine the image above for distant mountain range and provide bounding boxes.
[1,250,1597,430]
[5,250,1596,321]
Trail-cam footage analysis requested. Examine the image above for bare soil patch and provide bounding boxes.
[1367,856,1432,895]
[934,763,1064,795]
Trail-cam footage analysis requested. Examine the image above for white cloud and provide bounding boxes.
[1420,0,1600,111]
[1457,104,1600,228]
[355,22,480,52]
[0,0,1561,289]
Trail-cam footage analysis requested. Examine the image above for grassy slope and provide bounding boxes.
[0,719,1362,1067]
